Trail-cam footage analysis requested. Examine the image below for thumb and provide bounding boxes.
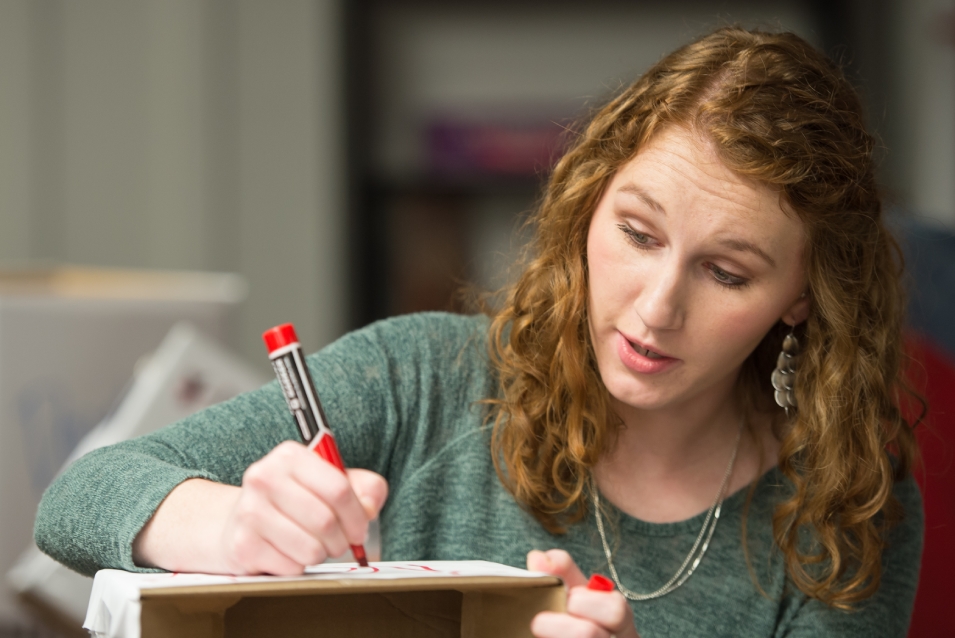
[345,469,389,519]
[526,549,588,588]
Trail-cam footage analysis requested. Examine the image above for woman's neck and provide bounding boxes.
[593,392,779,524]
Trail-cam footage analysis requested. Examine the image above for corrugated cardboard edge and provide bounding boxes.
[139,574,563,599]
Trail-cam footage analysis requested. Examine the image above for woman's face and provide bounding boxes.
[586,126,810,415]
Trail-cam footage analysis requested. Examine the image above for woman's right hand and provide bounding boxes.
[133,440,388,576]
[221,440,388,575]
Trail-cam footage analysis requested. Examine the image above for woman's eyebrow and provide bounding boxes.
[617,183,666,216]
[718,237,777,268]
[617,182,777,268]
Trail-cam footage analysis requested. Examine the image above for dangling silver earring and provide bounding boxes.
[772,326,798,417]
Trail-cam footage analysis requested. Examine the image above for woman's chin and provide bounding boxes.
[604,379,679,413]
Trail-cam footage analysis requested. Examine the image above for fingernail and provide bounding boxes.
[359,496,377,517]
[532,551,551,568]
[587,574,614,591]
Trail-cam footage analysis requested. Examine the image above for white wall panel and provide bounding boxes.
[0,0,348,368]
[0,1,33,266]
[893,0,955,226]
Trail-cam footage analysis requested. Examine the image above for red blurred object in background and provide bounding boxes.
[902,334,955,638]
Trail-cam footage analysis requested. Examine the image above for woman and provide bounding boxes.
[36,27,922,637]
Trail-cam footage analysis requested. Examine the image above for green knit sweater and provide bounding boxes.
[35,313,922,637]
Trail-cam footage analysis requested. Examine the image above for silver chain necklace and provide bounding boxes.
[592,418,743,600]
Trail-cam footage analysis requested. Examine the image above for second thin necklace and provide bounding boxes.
[592,416,744,600]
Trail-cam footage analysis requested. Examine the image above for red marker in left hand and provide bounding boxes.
[262,323,369,567]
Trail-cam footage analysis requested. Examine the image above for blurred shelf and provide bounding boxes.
[345,0,864,328]
[365,173,546,198]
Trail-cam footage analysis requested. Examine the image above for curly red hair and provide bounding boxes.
[487,26,919,609]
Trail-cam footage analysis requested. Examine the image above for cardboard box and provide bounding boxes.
[85,562,565,638]
[0,266,247,623]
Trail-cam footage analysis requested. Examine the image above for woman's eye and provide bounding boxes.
[618,224,652,247]
[708,264,748,288]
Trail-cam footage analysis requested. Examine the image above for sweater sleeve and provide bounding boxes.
[33,312,488,577]
[775,474,924,638]
[33,376,293,576]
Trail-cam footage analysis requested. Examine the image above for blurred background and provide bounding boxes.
[1,0,953,363]
[0,0,953,636]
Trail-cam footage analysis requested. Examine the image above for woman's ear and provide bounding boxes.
[782,292,811,327]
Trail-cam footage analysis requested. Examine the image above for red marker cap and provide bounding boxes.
[262,323,299,353]
[587,574,614,592]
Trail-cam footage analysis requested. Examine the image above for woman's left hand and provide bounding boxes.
[527,549,640,638]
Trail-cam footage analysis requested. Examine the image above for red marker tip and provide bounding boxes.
[351,544,369,567]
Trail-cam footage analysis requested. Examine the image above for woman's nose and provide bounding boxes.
[635,259,685,331]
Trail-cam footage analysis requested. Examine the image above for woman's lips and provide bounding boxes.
[631,341,666,359]
[615,332,680,374]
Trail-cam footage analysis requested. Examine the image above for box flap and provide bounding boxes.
[86,562,564,638]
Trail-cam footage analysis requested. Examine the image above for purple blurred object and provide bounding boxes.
[426,116,567,177]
